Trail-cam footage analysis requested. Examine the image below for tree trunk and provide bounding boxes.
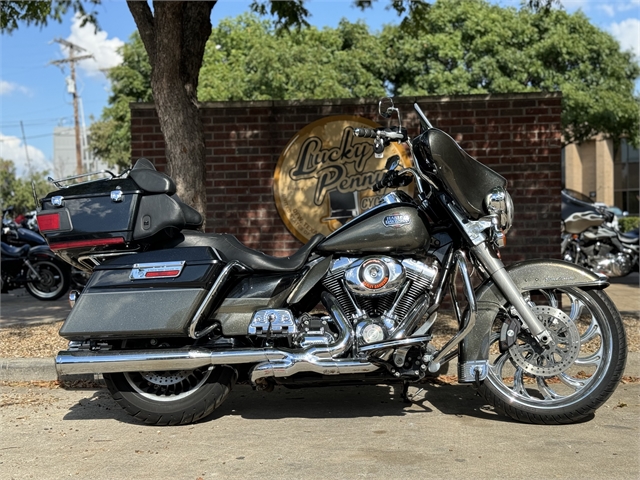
[127,1,216,229]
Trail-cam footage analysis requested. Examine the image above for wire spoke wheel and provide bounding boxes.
[479,287,626,424]
[104,363,237,426]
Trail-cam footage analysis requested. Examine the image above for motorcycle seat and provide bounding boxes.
[1,242,29,258]
[168,231,325,272]
[618,232,639,244]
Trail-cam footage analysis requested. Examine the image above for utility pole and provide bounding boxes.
[50,38,93,176]
[19,121,32,177]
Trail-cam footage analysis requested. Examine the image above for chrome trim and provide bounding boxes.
[110,190,124,203]
[458,360,488,382]
[130,261,186,280]
[358,336,431,353]
[344,256,405,297]
[51,196,64,207]
[428,251,477,373]
[68,290,80,308]
[484,186,513,232]
[188,260,245,339]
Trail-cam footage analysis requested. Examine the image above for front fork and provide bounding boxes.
[470,242,554,347]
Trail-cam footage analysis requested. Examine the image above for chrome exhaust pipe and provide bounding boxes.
[56,348,288,376]
[249,292,379,383]
[55,293,380,380]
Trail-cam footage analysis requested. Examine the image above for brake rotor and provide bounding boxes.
[141,370,191,386]
[508,306,581,377]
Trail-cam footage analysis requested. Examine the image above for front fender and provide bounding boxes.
[458,259,608,379]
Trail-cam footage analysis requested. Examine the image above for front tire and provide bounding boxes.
[104,365,237,426]
[478,287,627,425]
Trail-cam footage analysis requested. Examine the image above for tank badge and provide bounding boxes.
[383,213,411,228]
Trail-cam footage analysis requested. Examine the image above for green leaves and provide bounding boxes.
[382,0,639,146]
[198,14,386,102]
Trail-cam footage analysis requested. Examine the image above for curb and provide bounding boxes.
[2,353,639,383]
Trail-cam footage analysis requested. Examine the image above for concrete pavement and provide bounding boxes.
[0,382,638,479]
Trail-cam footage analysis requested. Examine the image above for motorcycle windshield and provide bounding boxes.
[413,128,506,219]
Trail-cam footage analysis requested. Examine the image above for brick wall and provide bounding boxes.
[130,93,563,263]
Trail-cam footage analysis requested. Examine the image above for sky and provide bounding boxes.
[1,0,639,178]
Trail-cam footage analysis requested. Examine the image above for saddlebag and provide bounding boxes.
[59,247,224,341]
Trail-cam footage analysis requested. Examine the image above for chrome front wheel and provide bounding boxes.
[478,287,627,424]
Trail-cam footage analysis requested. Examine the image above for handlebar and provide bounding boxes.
[354,127,407,141]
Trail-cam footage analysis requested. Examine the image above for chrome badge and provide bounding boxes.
[383,213,411,228]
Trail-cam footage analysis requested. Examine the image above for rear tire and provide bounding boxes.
[104,365,237,426]
[478,287,627,425]
[25,259,70,301]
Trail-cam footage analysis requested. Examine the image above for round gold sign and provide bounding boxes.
[274,115,413,243]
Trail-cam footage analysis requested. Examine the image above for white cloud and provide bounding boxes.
[0,133,52,177]
[0,80,30,96]
[61,14,124,77]
[610,18,640,58]
[618,0,640,13]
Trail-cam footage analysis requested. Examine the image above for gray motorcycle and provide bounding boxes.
[561,189,639,277]
[40,99,627,425]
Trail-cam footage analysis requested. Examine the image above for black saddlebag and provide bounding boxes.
[59,247,223,341]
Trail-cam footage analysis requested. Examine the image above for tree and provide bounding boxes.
[201,15,386,101]
[0,159,53,214]
[380,0,640,146]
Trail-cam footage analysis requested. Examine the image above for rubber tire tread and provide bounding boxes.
[104,366,237,426]
[477,289,627,425]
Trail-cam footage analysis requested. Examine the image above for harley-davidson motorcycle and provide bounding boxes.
[561,189,639,277]
[39,99,627,426]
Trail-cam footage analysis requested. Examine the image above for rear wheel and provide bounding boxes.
[25,259,70,301]
[478,287,627,424]
[104,365,237,426]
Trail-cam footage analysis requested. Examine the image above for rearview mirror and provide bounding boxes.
[378,97,395,118]
[385,155,400,171]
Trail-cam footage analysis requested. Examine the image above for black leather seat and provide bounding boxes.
[169,231,325,272]
[1,242,29,258]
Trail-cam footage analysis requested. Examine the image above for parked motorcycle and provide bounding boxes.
[1,241,71,300]
[2,207,89,290]
[40,99,627,426]
[561,189,639,277]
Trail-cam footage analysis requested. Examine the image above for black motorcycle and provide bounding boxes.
[2,207,88,290]
[1,240,70,300]
[39,99,626,426]
[561,189,639,277]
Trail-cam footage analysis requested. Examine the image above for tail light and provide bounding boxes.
[37,212,61,231]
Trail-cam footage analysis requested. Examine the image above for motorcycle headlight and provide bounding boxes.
[484,187,514,233]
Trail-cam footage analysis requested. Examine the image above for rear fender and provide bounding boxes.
[458,259,608,377]
[28,245,64,263]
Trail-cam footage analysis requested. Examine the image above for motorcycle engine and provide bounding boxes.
[323,256,439,345]
[591,252,633,277]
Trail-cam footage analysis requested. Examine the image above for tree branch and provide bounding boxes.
[181,1,216,99]
[126,0,156,66]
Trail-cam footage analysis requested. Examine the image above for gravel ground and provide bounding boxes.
[1,313,638,358]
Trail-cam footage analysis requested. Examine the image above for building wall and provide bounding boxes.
[564,135,616,207]
[130,93,563,264]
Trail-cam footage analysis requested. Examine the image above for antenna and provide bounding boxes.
[50,38,93,176]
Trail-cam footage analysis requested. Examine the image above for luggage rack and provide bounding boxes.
[47,169,125,188]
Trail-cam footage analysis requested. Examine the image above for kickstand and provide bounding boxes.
[401,381,412,404]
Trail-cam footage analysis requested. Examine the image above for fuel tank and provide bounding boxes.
[316,200,429,254]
